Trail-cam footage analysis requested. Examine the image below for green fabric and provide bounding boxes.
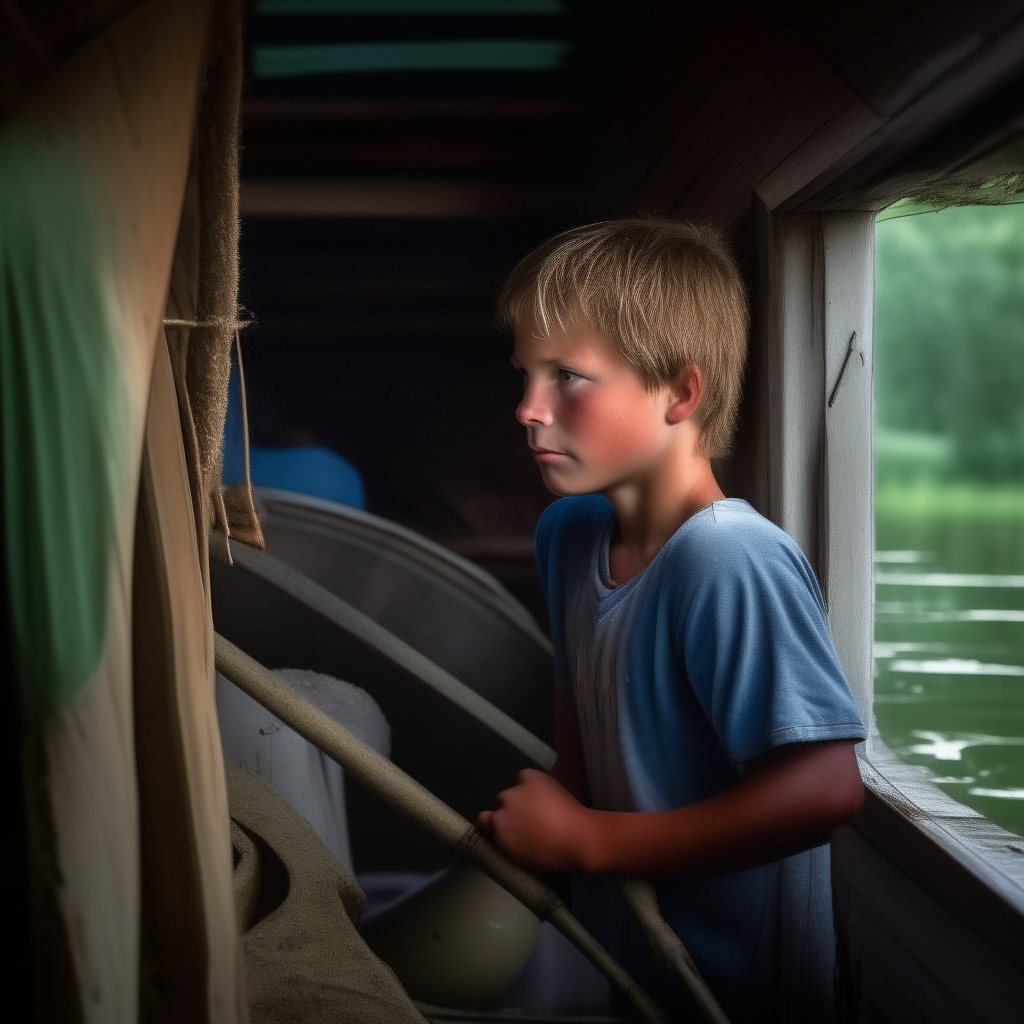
[1,124,128,728]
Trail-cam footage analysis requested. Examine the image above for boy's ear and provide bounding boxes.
[665,364,703,425]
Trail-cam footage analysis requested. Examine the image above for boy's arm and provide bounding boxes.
[477,739,863,875]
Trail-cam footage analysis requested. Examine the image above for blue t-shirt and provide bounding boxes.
[534,496,865,1022]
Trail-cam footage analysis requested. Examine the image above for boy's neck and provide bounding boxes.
[604,454,724,585]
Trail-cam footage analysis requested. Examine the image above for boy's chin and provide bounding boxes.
[539,468,600,498]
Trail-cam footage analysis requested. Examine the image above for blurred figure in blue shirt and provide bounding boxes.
[223,363,365,510]
[249,442,365,509]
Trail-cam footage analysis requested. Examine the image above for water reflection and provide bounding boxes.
[873,517,1024,837]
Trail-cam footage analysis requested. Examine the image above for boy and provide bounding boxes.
[477,219,866,1022]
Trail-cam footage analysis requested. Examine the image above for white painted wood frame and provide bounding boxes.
[753,202,875,730]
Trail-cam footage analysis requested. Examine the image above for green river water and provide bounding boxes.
[873,205,1024,838]
[873,485,1024,838]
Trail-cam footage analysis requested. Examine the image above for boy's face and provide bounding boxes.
[512,321,680,496]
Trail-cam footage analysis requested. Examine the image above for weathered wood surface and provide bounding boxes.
[749,207,874,724]
[835,747,1024,1022]
[4,2,230,1021]
[600,4,1024,223]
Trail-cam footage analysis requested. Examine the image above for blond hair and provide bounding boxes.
[496,218,748,459]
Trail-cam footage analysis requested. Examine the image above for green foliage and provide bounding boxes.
[874,205,1024,482]
[880,171,1024,215]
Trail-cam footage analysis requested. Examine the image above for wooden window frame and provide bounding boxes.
[751,190,1024,1003]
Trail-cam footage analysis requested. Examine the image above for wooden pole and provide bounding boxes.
[214,632,671,1024]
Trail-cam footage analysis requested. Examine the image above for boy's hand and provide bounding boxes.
[477,769,592,872]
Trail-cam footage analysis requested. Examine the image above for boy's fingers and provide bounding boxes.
[477,809,492,829]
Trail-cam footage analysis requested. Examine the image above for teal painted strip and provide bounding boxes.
[255,0,564,14]
[253,38,570,77]
[0,125,128,728]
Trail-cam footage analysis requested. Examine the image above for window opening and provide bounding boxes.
[873,201,1024,838]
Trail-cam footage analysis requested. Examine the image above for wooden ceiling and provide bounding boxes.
[600,2,1024,224]
[243,97,581,174]
[239,2,1024,225]
[6,3,1023,224]
[240,94,594,218]
[239,0,607,218]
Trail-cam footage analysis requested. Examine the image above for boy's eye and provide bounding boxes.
[558,368,582,383]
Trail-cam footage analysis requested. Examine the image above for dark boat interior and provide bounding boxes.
[238,1,619,625]
[226,2,1024,1019]
[5,2,1024,1021]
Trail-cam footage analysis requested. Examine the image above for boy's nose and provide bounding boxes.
[515,385,552,426]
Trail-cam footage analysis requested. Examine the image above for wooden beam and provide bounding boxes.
[240,177,589,217]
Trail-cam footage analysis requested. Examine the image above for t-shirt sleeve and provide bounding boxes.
[676,522,866,763]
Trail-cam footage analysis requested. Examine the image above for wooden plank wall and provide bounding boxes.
[598,2,1024,224]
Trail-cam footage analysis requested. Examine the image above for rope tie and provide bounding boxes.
[454,826,485,859]
[162,317,254,330]
[531,886,567,922]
